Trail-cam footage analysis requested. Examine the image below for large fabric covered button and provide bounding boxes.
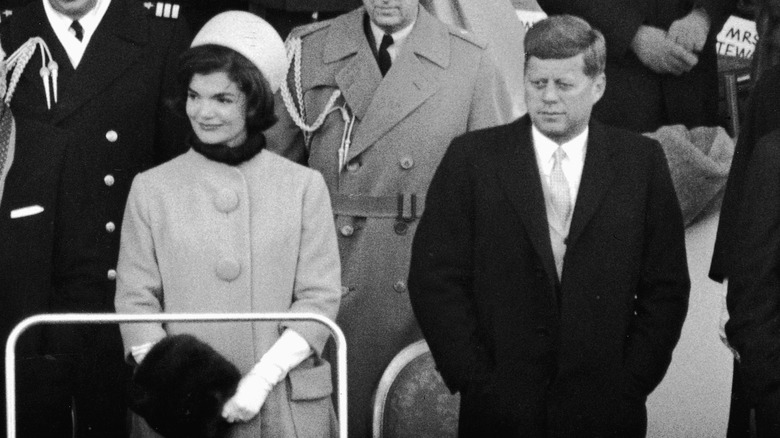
[105,130,118,142]
[214,189,239,213]
[216,258,241,281]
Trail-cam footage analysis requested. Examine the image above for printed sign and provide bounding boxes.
[717,15,758,58]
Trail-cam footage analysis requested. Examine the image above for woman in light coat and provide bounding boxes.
[114,11,341,438]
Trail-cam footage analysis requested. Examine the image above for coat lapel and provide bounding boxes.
[347,7,447,161]
[496,116,560,303]
[53,0,147,123]
[567,120,616,247]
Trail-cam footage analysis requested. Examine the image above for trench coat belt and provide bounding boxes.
[330,193,425,221]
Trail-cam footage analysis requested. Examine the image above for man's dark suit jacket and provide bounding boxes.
[725,128,780,428]
[711,64,780,282]
[408,115,690,437]
[0,117,85,438]
[1,1,190,435]
[538,0,734,132]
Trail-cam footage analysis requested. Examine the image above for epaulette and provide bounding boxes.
[142,1,181,19]
[287,19,331,42]
[449,27,486,50]
[0,9,13,24]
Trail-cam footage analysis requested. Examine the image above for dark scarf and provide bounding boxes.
[189,131,266,166]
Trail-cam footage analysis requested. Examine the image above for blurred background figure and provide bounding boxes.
[536,0,735,132]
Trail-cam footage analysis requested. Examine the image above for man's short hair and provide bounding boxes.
[524,15,606,77]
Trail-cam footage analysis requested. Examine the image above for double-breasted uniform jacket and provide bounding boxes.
[538,0,734,132]
[1,0,190,308]
[0,116,86,438]
[265,5,512,436]
[1,1,191,435]
[409,116,691,437]
[115,149,342,438]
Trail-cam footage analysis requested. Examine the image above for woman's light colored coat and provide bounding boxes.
[115,148,341,438]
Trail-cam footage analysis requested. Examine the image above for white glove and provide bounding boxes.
[130,341,156,365]
[222,329,313,423]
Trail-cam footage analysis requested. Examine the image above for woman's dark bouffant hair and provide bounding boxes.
[171,44,277,133]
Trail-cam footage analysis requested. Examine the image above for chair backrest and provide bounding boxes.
[372,340,460,438]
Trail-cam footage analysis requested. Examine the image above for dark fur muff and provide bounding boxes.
[129,334,241,438]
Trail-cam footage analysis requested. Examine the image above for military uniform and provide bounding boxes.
[0,116,85,438]
[1,0,190,435]
[265,6,512,436]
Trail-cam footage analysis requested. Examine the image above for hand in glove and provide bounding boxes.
[667,8,710,54]
[631,25,699,75]
[221,368,274,423]
[221,329,313,423]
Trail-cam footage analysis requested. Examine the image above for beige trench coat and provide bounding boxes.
[115,149,341,438]
[265,6,512,436]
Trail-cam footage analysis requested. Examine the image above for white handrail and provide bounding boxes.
[5,312,347,438]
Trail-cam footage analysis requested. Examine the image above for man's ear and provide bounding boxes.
[591,73,606,104]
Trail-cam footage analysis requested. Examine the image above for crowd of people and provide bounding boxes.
[5,0,780,437]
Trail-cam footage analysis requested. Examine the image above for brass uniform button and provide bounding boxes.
[399,156,414,170]
[394,222,408,235]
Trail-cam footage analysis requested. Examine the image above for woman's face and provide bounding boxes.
[186,71,248,148]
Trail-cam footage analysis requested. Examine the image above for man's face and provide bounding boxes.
[48,0,98,19]
[524,54,605,144]
[363,0,419,34]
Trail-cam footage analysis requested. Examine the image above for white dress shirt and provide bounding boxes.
[369,15,416,63]
[42,0,112,68]
[532,125,588,208]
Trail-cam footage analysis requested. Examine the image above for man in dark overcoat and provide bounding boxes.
[1,0,190,435]
[409,15,690,437]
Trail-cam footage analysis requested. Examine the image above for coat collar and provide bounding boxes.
[320,6,451,160]
[567,119,616,248]
[496,116,559,303]
[50,0,148,123]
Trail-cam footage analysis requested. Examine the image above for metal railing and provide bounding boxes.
[5,313,347,438]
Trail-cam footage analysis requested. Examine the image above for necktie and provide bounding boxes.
[550,146,572,228]
[377,34,393,76]
[70,20,84,42]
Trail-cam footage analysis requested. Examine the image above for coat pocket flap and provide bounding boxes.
[288,360,333,400]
